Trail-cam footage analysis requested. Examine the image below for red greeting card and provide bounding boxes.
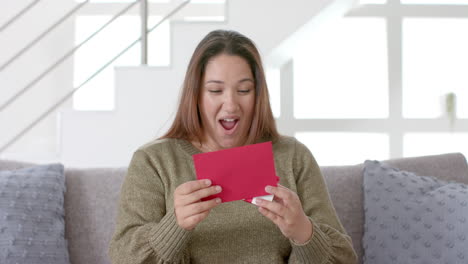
[193,141,279,203]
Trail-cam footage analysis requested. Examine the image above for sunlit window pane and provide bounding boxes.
[295,132,389,166]
[360,0,387,4]
[294,17,388,119]
[266,67,280,118]
[403,18,468,118]
[404,133,468,158]
[74,16,140,111]
[402,0,468,4]
[73,15,169,111]
[148,17,170,66]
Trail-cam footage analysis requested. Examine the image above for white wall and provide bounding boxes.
[0,0,356,167]
[0,0,75,162]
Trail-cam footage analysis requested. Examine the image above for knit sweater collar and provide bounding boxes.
[176,137,272,156]
[177,139,202,156]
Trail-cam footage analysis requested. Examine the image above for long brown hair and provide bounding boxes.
[159,30,280,145]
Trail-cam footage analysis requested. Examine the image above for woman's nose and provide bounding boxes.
[223,92,240,112]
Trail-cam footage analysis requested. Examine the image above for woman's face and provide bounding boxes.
[198,54,255,151]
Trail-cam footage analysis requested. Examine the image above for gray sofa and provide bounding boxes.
[1,152,467,264]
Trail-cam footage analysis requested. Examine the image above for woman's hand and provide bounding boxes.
[174,179,222,230]
[256,185,313,244]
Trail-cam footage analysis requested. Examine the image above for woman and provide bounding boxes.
[109,30,357,263]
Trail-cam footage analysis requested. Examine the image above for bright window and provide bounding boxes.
[402,18,468,118]
[266,67,280,118]
[295,132,389,166]
[147,17,171,66]
[73,15,169,111]
[294,17,388,119]
[359,0,387,4]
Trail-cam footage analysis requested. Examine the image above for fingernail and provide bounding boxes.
[256,199,263,205]
[215,198,222,203]
[215,186,222,193]
[205,179,212,186]
[265,186,272,193]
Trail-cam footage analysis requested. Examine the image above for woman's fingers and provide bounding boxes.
[183,198,222,217]
[257,184,313,241]
[174,179,221,206]
[256,198,286,217]
[258,206,283,226]
[265,185,295,203]
[184,210,210,228]
[174,180,222,230]
[176,198,221,230]
[180,185,222,205]
[175,179,212,196]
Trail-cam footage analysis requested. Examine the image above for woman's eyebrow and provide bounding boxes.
[205,78,254,85]
[205,80,224,84]
[238,78,254,84]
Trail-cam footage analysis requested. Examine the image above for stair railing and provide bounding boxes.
[0,0,191,153]
[0,0,141,112]
[0,0,90,72]
[0,0,42,32]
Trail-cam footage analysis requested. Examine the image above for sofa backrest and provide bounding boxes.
[321,152,468,262]
[2,152,468,264]
[0,160,127,264]
[64,167,126,264]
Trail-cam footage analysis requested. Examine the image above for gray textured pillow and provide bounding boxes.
[0,164,70,264]
[363,160,468,264]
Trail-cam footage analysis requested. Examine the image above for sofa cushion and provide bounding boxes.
[0,164,70,264]
[362,160,468,263]
[0,160,126,264]
[322,152,468,262]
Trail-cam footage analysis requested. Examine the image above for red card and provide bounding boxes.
[193,141,279,203]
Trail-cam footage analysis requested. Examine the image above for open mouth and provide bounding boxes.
[219,118,239,132]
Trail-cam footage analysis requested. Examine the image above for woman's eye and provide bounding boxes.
[209,90,222,93]
[239,89,251,94]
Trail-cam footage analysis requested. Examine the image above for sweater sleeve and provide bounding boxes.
[108,150,192,264]
[288,139,357,264]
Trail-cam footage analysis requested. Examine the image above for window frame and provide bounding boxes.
[276,0,468,160]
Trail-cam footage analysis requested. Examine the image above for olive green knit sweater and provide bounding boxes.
[108,136,357,263]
